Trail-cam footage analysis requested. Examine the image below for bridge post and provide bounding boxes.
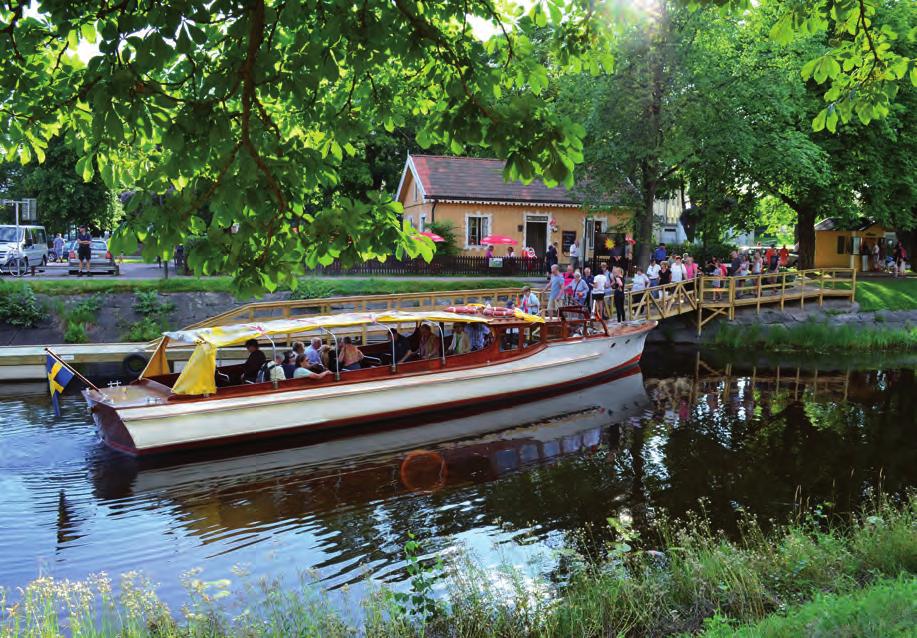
[696,276,704,336]
[850,267,857,303]
[728,277,736,320]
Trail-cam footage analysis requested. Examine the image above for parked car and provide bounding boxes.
[0,224,49,271]
[68,238,120,275]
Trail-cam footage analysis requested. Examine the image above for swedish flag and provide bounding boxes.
[47,353,75,417]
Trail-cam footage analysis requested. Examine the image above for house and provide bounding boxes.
[814,218,886,271]
[395,154,630,258]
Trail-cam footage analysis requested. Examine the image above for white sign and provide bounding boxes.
[488,258,503,268]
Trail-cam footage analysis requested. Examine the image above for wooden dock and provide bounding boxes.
[0,269,855,381]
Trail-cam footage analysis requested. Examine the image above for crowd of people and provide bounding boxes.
[539,242,803,322]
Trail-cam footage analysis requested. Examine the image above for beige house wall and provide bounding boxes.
[400,200,630,258]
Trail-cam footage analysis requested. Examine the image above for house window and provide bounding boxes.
[836,236,848,254]
[465,214,490,248]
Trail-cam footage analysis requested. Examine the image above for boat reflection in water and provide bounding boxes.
[91,368,650,545]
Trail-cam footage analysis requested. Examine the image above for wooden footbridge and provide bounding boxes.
[0,268,856,380]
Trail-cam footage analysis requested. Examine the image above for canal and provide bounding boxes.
[0,347,914,606]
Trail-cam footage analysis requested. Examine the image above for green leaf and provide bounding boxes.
[812,109,827,132]
[825,107,839,132]
[80,22,97,44]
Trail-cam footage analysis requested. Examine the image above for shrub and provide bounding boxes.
[63,321,88,344]
[426,220,461,256]
[0,282,44,328]
[123,317,167,342]
[132,291,175,318]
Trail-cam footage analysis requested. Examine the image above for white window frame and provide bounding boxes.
[523,213,550,255]
[464,212,492,249]
[419,213,427,232]
[585,215,608,252]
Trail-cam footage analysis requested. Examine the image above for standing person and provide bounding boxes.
[646,258,661,289]
[611,266,626,322]
[752,252,763,276]
[631,266,649,307]
[544,264,564,318]
[562,264,576,304]
[52,233,65,262]
[570,271,589,307]
[872,240,881,272]
[764,245,776,268]
[859,240,870,272]
[76,225,92,276]
[568,240,579,270]
[484,244,495,259]
[591,268,607,318]
[653,242,667,263]
[582,266,594,311]
[706,260,722,301]
[670,255,687,283]
[779,244,790,268]
[546,242,558,272]
[519,285,540,315]
[658,261,671,302]
[893,240,907,278]
[624,240,633,274]
[729,250,741,277]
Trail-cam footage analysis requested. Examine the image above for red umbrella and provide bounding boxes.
[481,234,518,245]
[415,231,445,242]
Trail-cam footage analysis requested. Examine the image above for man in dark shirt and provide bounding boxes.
[241,338,267,382]
[391,328,414,363]
[76,226,92,276]
[729,251,741,276]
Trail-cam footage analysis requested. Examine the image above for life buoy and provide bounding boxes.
[446,305,478,315]
[122,353,148,377]
[483,307,514,317]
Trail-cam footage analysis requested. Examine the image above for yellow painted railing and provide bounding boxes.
[180,268,856,342]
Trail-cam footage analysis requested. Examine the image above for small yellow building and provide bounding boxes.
[814,218,886,272]
[396,154,629,259]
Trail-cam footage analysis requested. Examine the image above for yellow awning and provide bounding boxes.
[160,310,543,395]
[162,310,542,349]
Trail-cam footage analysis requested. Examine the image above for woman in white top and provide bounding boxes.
[591,272,607,318]
[670,256,687,282]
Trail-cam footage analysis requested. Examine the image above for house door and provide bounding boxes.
[525,219,548,257]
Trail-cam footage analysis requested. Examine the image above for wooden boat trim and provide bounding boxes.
[119,348,605,421]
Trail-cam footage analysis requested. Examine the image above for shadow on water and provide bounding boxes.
[0,347,914,601]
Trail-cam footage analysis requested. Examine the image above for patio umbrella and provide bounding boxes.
[481,234,518,245]
[415,231,445,242]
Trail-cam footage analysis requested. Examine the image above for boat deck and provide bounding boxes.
[89,379,173,408]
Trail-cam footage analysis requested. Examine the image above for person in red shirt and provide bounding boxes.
[779,245,790,267]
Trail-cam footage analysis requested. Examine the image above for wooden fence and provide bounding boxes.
[319,254,546,276]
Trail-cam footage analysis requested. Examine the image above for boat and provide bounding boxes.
[78,306,656,456]
[92,369,650,514]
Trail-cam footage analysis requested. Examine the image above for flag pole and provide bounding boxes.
[45,347,100,391]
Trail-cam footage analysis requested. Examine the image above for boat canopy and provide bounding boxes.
[142,310,544,396]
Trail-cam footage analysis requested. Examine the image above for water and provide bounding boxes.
[0,348,914,605]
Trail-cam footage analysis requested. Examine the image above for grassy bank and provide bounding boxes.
[712,320,917,352]
[698,576,916,637]
[854,277,917,312]
[15,277,532,297]
[3,496,914,637]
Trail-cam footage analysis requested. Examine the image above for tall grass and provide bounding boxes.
[2,496,914,638]
[712,320,917,352]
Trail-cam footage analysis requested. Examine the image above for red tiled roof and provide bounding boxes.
[409,155,579,205]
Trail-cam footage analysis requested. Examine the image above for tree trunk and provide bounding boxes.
[635,164,657,268]
[796,206,816,270]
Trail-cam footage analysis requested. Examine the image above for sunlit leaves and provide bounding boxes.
[0,0,606,294]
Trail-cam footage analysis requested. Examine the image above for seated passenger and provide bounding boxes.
[303,338,324,368]
[293,354,332,380]
[242,338,267,383]
[268,353,287,382]
[391,327,414,363]
[467,322,490,351]
[418,324,441,359]
[338,336,365,371]
[449,323,471,355]
[281,350,297,379]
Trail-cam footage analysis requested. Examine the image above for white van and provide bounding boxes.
[0,225,49,269]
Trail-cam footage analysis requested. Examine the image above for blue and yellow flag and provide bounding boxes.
[47,353,75,417]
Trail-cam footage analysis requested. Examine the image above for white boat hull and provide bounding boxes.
[87,324,654,455]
